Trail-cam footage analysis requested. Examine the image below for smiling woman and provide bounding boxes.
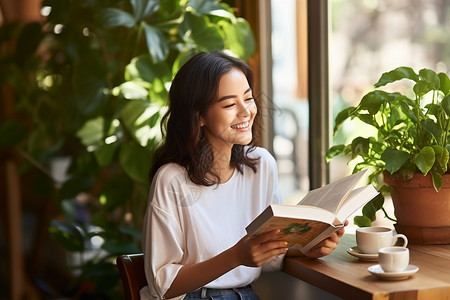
[150,52,260,187]
[141,51,346,300]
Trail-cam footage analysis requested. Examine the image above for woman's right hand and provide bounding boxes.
[163,230,287,299]
[231,230,288,267]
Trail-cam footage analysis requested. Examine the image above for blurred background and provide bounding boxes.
[2,0,450,299]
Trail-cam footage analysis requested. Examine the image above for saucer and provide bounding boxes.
[368,264,419,280]
[346,246,378,261]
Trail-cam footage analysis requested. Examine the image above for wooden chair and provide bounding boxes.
[117,254,147,300]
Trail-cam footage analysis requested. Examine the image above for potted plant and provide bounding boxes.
[327,66,450,244]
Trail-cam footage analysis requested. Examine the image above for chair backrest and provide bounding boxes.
[117,253,147,300]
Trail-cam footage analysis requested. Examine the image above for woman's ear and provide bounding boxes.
[199,117,205,127]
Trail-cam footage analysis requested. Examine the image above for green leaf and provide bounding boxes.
[426,103,443,117]
[219,18,255,60]
[359,90,389,114]
[361,194,385,223]
[362,202,376,221]
[413,80,434,98]
[49,220,85,252]
[121,101,147,128]
[0,120,27,147]
[342,144,352,155]
[73,59,108,116]
[121,100,161,146]
[333,106,356,134]
[94,142,118,167]
[119,142,151,183]
[187,13,225,50]
[374,66,419,88]
[415,146,435,174]
[143,23,169,63]
[325,144,345,162]
[380,147,410,173]
[438,72,450,95]
[421,119,442,143]
[116,81,149,100]
[431,171,443,191]
[357,113,377,127]
[76,117,104,147]
[441,95,450,117]
[432,145,448,172]
[189,0,225,15]
[370,193,385,210]
[353,215,372,227]
[125,55,171,83]
[379,184,392,195]
[152,0,183,23]
[350,137,370,159]
[419,68,440,90]
[387,105,407,127]
[172,50,197,75]
[99,8,136,28]
[131,0,159,20]
[399,99,418,122]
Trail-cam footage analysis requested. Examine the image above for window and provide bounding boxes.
[271,0,450,203]
[271,0,310,203]
[329,0,450,182]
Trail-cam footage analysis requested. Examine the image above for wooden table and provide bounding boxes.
[283,234,450,300]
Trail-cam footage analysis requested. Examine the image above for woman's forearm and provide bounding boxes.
[164,230,288,299]
[164,247,239,299]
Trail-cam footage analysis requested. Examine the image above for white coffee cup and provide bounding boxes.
[379,246,409,272]
[356,227,408,254]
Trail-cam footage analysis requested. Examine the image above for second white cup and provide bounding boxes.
[356,226,408,254]
[378,246,410,272]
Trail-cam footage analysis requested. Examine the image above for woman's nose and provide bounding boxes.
[237,100,250,117]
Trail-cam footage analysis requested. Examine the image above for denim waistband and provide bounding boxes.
[184,284,254,299]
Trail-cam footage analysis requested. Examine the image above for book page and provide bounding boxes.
[335,184,379,222]
[296,170,367,214]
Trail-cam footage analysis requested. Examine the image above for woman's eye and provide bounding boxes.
[224,103,235,108]
[245,97,254,102]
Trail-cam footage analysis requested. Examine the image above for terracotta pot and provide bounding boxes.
[384,172,450,244]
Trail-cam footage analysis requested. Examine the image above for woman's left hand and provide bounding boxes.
[289,220,348,259]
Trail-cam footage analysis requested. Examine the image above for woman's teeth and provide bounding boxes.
[231,122,249,129]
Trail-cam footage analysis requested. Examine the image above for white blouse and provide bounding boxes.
[140,147,284,300]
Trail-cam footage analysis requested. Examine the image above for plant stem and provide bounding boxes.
[443,118,450,148]
[20,150,53,179]
[381,206,397,222]
[415,94,424,148]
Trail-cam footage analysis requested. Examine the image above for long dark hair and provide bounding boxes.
[150,51,260,185]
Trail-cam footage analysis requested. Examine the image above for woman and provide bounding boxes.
[140,52,345,300]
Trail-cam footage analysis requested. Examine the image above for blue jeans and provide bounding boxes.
[184,285,260,300]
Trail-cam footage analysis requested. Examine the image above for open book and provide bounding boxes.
[245,170,379,254]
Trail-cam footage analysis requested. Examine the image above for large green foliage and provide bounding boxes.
[1,0,254,297]
[327,67,450,227]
